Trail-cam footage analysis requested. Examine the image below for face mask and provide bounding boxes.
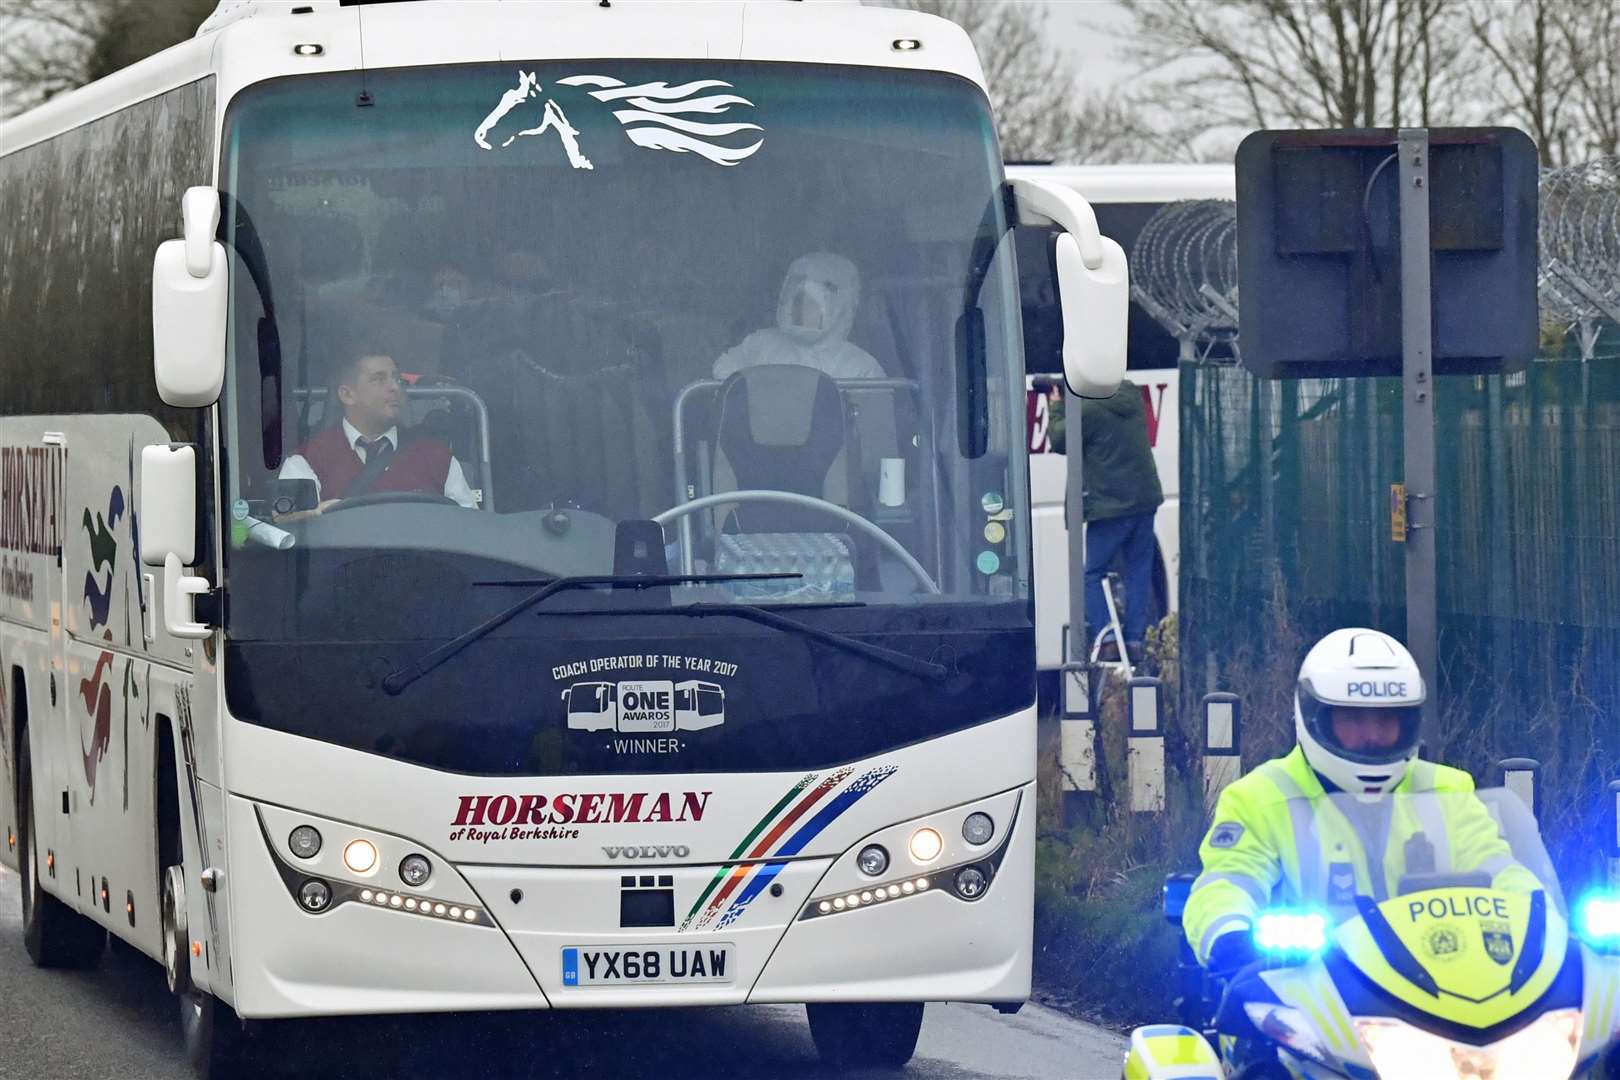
[425,285,465,318]
[779,278,836,343]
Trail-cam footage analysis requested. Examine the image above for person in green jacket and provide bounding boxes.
[1184,628,1539,977]
[1077,380,1163,660]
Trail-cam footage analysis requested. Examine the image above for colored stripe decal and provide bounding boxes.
[776,767,896,859]
[715,860,790,930]
[695,768,852,924]
[728,772,817,861]
[746,768,853,860]
[714,767,897,929]
[682,772,815,926]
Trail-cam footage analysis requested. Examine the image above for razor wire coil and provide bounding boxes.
[1130,163,1619,363]
[1539,159,1620,358]
[1128,199,1239,360]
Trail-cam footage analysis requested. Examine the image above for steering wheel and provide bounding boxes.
[652,490,940,594]
[324,491,460,514]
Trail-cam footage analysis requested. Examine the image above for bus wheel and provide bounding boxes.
[806,1002,925,1070]
[17,735,106,969]
[181,983,261,1079]
[161,864,190,995]
[162,820,257,1078]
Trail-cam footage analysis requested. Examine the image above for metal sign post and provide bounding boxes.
[1236,125,1538,729]
[1397,130,1438,719]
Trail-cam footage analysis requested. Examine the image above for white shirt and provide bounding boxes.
[278,419,480,509]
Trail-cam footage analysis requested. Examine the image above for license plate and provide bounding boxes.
[561,944,735,987]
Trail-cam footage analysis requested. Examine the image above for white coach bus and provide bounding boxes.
[1008,164,1235,678]
[0,1,1128,1074]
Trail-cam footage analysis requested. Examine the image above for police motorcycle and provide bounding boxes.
[1124,788,1620,1079]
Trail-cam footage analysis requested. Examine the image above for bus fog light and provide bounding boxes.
[962,813,994,846]
[288,825,322,859]
[399,854,432,887]
[954,867,988,899]
[857,844,889,877]
[298,879,332,912]
[343,839,378,874]
[908,828,943,864]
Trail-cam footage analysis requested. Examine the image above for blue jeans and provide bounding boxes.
[1084,511,1157,644]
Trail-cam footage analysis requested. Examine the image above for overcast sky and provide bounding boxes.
[1040,0,1138,94]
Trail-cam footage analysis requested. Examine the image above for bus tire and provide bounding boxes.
[158,775,258,1079]
[806,1002,924,1070]
[17,733,106,969]
[181,984,260,1079]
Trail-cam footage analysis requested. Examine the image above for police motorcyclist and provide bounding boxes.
[1184,628,1538,978]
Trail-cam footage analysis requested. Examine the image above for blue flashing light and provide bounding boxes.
[1254,910,1329,955]
[1576,894,1620,948]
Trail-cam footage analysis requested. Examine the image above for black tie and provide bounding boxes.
[361,436,393,465]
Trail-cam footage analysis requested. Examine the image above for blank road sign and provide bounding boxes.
[1236,128,1539,379]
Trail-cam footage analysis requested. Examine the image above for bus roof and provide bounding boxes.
[4,0,981,157]
[1005,163,1235,203]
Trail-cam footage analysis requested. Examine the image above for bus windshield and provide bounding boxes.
[216,61,1034,775]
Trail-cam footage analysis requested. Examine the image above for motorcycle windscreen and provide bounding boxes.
[1278,786,1571,1030]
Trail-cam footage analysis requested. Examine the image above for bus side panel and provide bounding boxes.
[58,417,190,955]
[0,420,70,886]
[0,625,52,877]
[0,637,13,874]
[0,73,216,938]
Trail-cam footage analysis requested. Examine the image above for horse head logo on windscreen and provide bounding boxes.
[474,71,764,168]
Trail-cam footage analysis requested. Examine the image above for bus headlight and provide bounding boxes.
[908,828,943,864]
[857,845,889,877]
[399,854,432,887]
[287,825,322,859]
[298,879,332,912]
[962,813,994,846]
[343,839,379,874]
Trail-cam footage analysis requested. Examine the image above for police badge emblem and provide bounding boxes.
[1209,822,1245,849]
[1424,926,1461,961]
[1481,919,1515,965]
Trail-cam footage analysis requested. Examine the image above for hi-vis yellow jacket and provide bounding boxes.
[1184,746,1536,965]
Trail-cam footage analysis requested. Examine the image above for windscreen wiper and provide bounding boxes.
[381,573,798,695]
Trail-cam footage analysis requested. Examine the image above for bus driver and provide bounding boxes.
[276,350,480,521]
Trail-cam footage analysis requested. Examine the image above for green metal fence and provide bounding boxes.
[1180,345,1620,881]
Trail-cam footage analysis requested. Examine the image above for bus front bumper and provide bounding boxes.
[224,783,1033,1018]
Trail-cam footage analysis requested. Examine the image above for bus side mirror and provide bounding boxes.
[1007,176,1128,399]
[152,186,227,407]
[140,444,212,639]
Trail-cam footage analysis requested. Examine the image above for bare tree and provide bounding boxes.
[1556,0,1620,160]
[1465,0,1577,166]
[1,0,214,118]
[892,0,1166,163]
[0,0,107,115]
[1115,0,1478,155]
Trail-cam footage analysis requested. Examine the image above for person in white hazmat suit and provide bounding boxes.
[713,252,885,380]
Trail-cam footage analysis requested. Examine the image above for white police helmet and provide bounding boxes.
[1294,628,1425,795]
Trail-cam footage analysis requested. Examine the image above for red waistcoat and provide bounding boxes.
[297,426,452,501]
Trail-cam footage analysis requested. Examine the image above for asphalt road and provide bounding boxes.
[0,867,1126,1080]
